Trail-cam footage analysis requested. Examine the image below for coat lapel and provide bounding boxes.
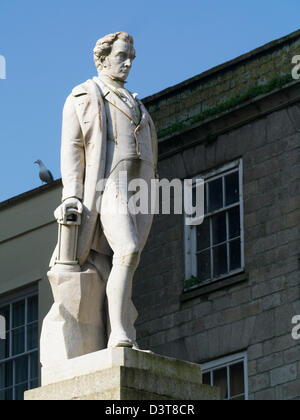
[94,78,141,126]
[137,99,151,128]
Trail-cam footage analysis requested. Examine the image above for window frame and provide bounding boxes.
[184,159,244,289]
[202,352,249,400]
[0,286,39,400]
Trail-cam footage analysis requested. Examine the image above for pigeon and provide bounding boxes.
[34,159,54,184]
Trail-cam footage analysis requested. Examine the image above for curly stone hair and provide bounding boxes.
[93,32,135,72]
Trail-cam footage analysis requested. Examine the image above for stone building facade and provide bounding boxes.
[133,28,300,400]
[0,29,300,400]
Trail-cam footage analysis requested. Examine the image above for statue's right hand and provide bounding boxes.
[54,198,83,222]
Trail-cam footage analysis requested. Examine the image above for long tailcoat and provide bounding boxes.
[51,77,158,268]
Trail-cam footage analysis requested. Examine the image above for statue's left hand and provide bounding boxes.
[54,197,83,223]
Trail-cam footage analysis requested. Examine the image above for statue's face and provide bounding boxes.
[102,39,135,81]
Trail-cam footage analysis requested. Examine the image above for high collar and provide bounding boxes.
[97,73,127,90]
[94,77,142,126]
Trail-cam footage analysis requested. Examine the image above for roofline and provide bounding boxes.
[142,28,300,104]
[0,179,62,211]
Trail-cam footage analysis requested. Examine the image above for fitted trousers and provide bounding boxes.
[98,159,155,347]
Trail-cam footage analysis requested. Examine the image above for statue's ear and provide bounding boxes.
[100,54,110,69]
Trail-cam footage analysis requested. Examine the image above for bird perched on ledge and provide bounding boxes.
[34,160,54,184]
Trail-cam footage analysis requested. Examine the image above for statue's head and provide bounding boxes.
[94,32,135,82]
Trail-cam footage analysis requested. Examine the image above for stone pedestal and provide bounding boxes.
[40,269,107,367]
[25,348,220,400]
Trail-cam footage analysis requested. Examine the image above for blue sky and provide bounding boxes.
[0,0,299,202]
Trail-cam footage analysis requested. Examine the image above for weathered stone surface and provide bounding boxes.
[280,379,300,400]
[146,36,300,135]
[270,364,298,387]
[256,353,283,373]
[254,389,276,400]
[25,348,220,401]
[40,269,107,369]
[284,346,300,364]
[248,344,263,361]
[248,373,270,393]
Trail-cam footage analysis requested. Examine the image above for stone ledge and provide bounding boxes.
[41,347,204,387]
[26,367,218,401]
[158,80,300,162]
[143,29,300,105]
[181,272,248,302]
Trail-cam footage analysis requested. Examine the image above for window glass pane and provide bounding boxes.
[228,206,240,239]
[213,244,228,277]
[230,239,241,271]
[225,171,239,206]
[231,395,245,400]
[0,364,4,389]
[30,352,38,380]
[13,301,25,328]
[230,362,245,398]
[213,367,228,400]
[15,382,28,401]
[30,379,38,390]
[197,250,211,282]
[204,183,207,215]
[0,361,13,389]
[208,178,223,212]
[15,356,28,385]
[203,372,211,386]
[0,293,38,401]
[6,361,13,388]
[27,296,38,323]
[12,327,25,355]
[212,212,226,245]
[0,388,13,401]
[196,217,210,251]
[0,332,10,360]
[27,322,38,351]
[7,388,13,400]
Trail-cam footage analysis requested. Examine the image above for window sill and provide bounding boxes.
[180,271,248,302]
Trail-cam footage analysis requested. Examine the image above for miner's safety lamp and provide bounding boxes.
[54,207,81,272]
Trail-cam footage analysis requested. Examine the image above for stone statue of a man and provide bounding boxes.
[46,32,158,356]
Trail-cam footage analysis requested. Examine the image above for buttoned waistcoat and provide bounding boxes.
[98,80,156,178]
